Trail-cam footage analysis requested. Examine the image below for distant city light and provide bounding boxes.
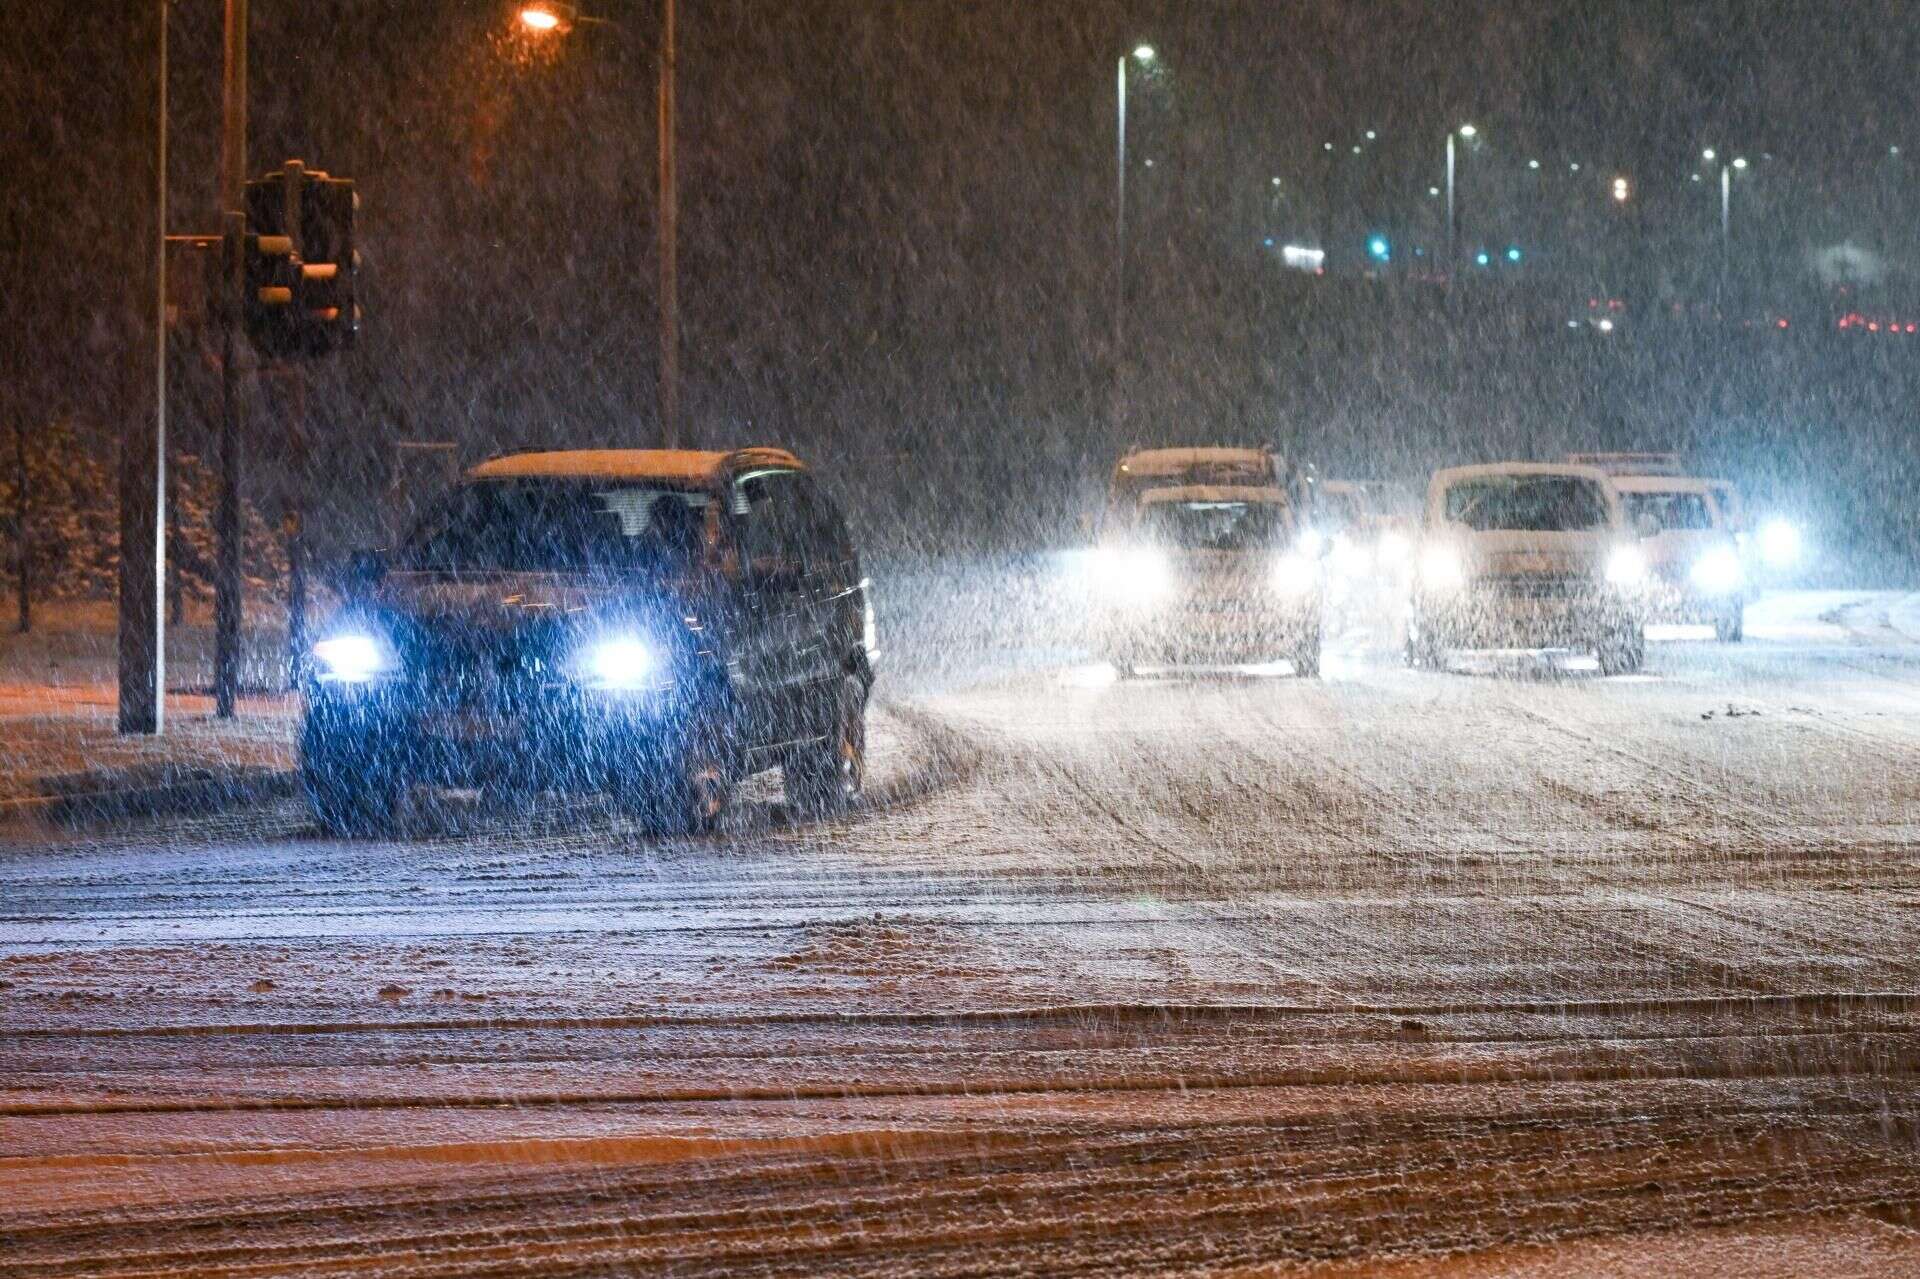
[1458,124,1477,138]
[1428,186,1441,197]
[1367,235,1390,261]
[1691,172,1703,182]
[518,4,563,31]
[1597,317,1615,333]
[1506,246,1522,262]
[1702,148,1716,162]
[1611,176,1631,201]
[1133,44,1156,63]
[1732,156,1749,170]
[1475,251,1491,267]
[1352,145,1363,154]
[1280,244,1326,270]
[1270,176,1282,186]
[1365,130,1378,140]
[1527,158,1541,169]
[1570,161,1581,172]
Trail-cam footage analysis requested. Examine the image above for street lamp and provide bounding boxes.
[1114,43,1155,431]
[514,1,677,447]
[1445,123,1475,270]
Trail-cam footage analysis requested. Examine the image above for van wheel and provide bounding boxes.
[1405,621,1445,671]
[786,675,867,816]
[1597,624,1646,675]
[1292,626,1322,678]
[620,720,734,835]
[301,740,404,838]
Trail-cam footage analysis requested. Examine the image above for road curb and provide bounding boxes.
[1,768,297,829]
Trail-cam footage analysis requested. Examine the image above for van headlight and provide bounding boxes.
[1605,545,1647,587]
[1419,545,1465,591]
[1087,547,1172,606]
[1690,546,1744,594]
[1272,552,1318,595]
[311,631,396,683]
[1758,519,1802,569]
[572,634,663,691]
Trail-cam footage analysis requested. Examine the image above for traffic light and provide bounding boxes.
[241,173,301,359]
[240,160,359,360]
[298,173,359,356]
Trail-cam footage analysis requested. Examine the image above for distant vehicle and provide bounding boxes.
[1613,476,1747,641]
[1083,471,1324,678]
[1319,479,1416,585]
[300,448,876,836]
[1564,452,1802,575]
[1408,462,1648,673]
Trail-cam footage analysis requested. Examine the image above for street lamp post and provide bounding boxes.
[519,1,679,448]
[1113,44,1152,435]
[1446,124,1475,272]
[1707,150,1748,298]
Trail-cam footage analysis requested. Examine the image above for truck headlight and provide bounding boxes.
[311,631,396,683]
[1605,545,1646,587]
[1690,546,1744,594]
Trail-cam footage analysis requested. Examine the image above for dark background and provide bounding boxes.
[3,1,1917,572]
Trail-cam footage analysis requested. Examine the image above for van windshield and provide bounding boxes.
[1443,476,1610,532]
[1138,500,1294,551]
[1623,491,1714,532]
[403,479,711,573]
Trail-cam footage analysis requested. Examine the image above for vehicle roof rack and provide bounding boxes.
[1566,451,1687,476]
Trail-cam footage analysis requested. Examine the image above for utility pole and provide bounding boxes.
[118,0,167,734]
[656,0,678,448]
[214,0,248,718]
[12,413,27,635]
[1112,54,1126,438]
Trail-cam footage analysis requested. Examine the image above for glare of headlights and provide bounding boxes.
[1419,545,1464,591]
[312,633,390,683]
[1758,519,1802,569]
[1088,546,1172,606]
[584,636,659,690]
[1690,545,1744,594]
[1328,536,1371,579]
[1377,530,1411,567]
[1296,527,1327,559]
[1605,545,1647,587]
[1272,552,1318,595]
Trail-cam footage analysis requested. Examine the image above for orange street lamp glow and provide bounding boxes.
[519,6,563,32]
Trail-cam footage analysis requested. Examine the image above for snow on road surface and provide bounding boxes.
[5,589,1920,1275]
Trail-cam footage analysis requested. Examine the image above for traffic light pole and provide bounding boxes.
[118,0,167,734]
[657,0,678,449]
[214,0,248,719]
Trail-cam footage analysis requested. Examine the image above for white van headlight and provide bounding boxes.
[1086,547,1172,606]
[1271,552,1318,595]
[1690,546,1744,594]
[1605,545,1647,587]
[312,631,396,683]
[1419,546,1465,591]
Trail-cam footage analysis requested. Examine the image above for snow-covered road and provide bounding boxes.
[6,589,1920,1275]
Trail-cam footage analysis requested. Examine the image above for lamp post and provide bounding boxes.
[1113,44,1153,434]
[1445,123,1475,271]
[519,1,678,449]
[1706,150,1748,297]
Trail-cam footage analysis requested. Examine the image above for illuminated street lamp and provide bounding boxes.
[518,4,564,31]
[1611,175,1631,202]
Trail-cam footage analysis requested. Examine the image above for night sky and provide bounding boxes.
[3,1,1917,553]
